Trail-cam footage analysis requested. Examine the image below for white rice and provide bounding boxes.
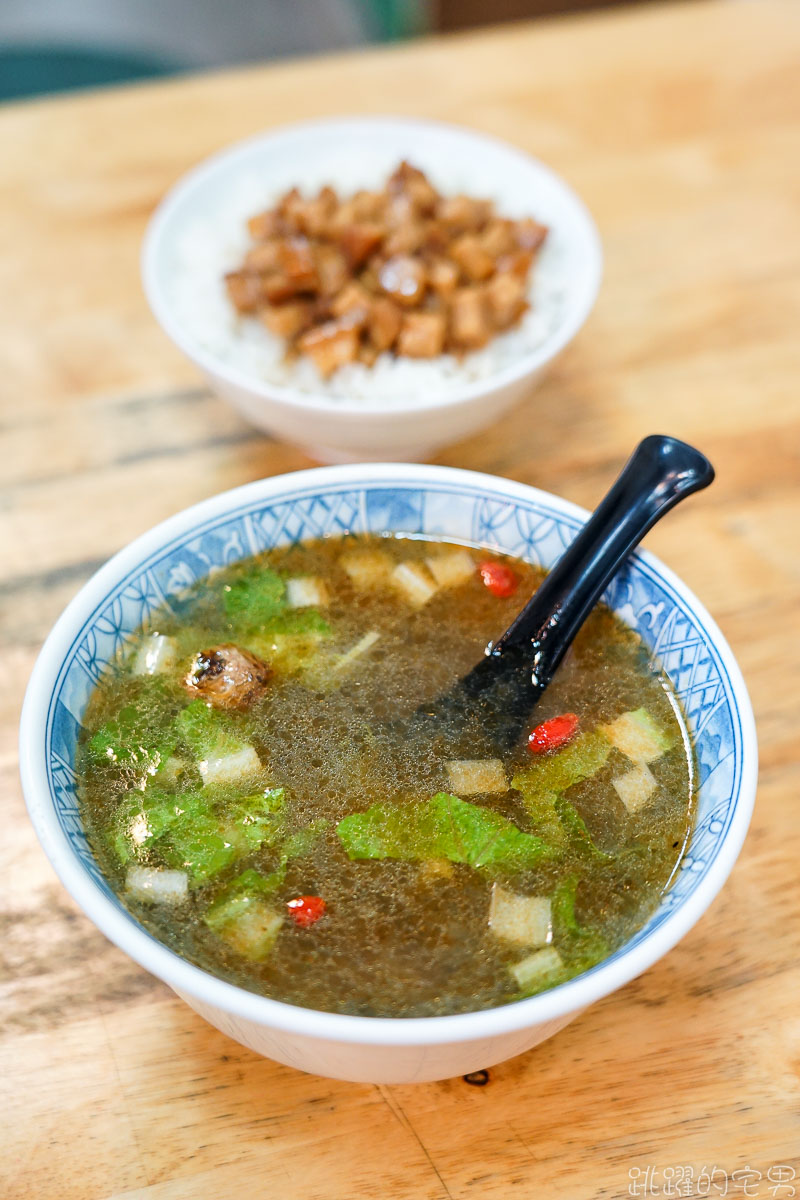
[166,155,572,408]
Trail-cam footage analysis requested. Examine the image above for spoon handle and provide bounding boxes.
[487,434,715,692]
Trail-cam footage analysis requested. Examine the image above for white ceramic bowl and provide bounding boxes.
[142,117,602,462]
[20,464,756,1083]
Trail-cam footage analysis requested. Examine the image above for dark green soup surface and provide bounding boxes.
[77,535,694,1018]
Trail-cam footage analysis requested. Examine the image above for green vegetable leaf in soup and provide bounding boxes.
[553,796,613,862]
[337,793,553,874]
[109,789,209,864]
[160,812,239,884]
[205,868,285,930]
[244,817,329,891]
[223,565,286,628]
[87,705,179,778]
[511,730,611,811]
[551,875,609,972]
[238,608,333,681]
[515,789,567,848]
[173,700,266,786]
[511,729,613,859]
[125,786,285,885]
[281,819,329,861]
[203,818,329,956]
[506,787,611,863]
[204,881,283,961]
[268,609,332,638]
[174,700,244,759]
[224,787,286,852]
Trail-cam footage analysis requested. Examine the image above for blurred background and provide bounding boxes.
[0,0,646,102]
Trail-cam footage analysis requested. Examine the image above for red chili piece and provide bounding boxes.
[287,895,327,927]
[478,560,519,598]
[527,713,580,755]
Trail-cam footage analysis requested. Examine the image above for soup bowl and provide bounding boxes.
[20,464,757,1084]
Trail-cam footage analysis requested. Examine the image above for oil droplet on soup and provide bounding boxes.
[77,535,694,1017]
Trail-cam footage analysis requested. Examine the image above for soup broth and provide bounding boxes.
[77,535,694,1018]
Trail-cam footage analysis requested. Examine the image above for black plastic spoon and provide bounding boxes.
[406,435,714,752]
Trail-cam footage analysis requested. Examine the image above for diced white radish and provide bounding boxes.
[419,858,455,883]
[198,744,263,786]
[446,758,508,796]
[600,708,671,763]
[125,808,151,851]
[489,885,552,947]
[131,633,177,677]
[509,946,564,991]
[391,561,438,608]
[333,630,380,673]
[217,901,283,960]
[286,577,330,609]
[612,761,658,813]
[126,865,188,904]
[341,549,393,592]
[426,549,476,589]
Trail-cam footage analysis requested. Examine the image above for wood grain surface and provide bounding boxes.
[2,1,799,1196]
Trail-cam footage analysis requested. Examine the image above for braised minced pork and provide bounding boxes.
[224,162,547,376]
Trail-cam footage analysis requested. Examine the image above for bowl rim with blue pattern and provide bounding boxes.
[20,463,757,1049]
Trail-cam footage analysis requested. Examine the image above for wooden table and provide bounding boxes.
[3,1,799,1195]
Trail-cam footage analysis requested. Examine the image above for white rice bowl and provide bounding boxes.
[143,118,602,458]
[168,153,570,405]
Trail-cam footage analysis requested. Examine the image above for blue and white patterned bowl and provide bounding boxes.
[20,464,757,1083]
